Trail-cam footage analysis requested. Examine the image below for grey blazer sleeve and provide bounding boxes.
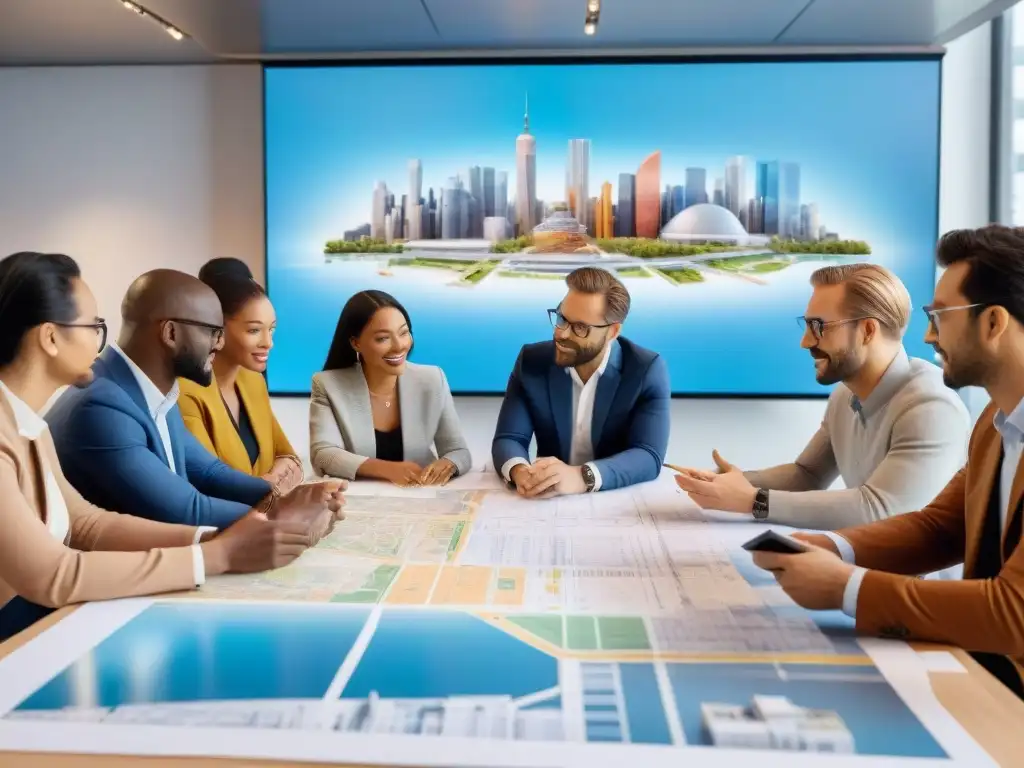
[308,375,367,481]
[432,367,472,476]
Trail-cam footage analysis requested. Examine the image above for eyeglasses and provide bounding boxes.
[922,303,985,331]
[548,308,612,339]
[164,318,224,345]
[797,315,872,340]
[55,320,107,351]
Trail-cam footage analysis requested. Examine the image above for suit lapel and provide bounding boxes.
[340,367,377,459]
[98,348,172,470]
[591,343,622,450]
[235,375,268,467]
[547,364,573,461]
[1004,445,1024,553]
[967,430,1005,573]
[167,410,189,479]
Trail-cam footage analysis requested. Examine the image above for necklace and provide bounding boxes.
[369,388,396,408]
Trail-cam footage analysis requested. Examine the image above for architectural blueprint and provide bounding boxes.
[0,471,997,767]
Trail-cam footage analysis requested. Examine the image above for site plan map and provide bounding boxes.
[0,472,997,767]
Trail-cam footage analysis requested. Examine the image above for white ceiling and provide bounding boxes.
[0,0,1018,65]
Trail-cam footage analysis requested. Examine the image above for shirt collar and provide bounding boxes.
[0,380,49,439]
[108,342,179,419]
[994,397,1024,445]
[849,346,912,420]
[567,339,615,387]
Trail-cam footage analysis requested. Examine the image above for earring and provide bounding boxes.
[355,350,361,364]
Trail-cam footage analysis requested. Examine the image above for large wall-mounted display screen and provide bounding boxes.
[264,57,941,395]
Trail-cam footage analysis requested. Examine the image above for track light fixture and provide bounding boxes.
[119,1,187,41]
[584,0,600,35]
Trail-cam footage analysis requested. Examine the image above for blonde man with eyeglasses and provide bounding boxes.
[673,262,970,531]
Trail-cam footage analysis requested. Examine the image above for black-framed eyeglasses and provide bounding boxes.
[921,303,985,331]
[55,319,107,351]
[797,315,872,340]
[548,308,612,339]
[164,317,224,345]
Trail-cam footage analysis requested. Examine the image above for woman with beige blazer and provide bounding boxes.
[311,290,471,486]
[0,252,331,642]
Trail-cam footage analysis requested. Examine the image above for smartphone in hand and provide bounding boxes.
[741,530,811,555]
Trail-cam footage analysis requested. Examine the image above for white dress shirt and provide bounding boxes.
[109,343,180,474]
[829,396,1024,617]
[501,342,612,491]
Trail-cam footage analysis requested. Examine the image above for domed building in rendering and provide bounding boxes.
[530,208,600,254]
[661,203,769,246]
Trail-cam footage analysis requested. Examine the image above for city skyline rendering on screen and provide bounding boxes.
[264,58,941,395]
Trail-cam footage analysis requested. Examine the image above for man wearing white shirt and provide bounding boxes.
[0,252,332,642]
[46,269,344,531]
[491,267,671,496]
[750,225,1024,700]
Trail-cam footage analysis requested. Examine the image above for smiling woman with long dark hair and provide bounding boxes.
[309,289,470,486]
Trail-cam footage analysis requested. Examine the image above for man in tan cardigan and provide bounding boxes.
[0,251,342,641]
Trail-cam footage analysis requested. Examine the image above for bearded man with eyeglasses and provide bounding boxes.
[673,262,970,531]
[491,266,670,497]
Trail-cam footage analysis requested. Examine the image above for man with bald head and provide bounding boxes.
[47,269,341,531]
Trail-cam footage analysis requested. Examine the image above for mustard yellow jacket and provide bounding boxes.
[178,368,296,477]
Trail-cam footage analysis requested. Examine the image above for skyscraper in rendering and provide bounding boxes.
[515,95,537,236]
[372,181,389,239]
[635,151,662,238]
[725,156,749,224]
[408,159,422,207]
[496,171,508,226]
[567,139,591,233]
[617,172,636,237]
[685,168,708,208]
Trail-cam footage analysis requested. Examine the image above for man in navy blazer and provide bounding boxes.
[48,270,294,529]
[492,267,670,495]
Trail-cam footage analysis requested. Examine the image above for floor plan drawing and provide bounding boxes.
[0,474,997,768]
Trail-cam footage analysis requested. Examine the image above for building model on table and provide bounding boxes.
[701,695,855,753]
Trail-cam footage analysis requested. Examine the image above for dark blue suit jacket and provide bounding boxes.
[491,337,670,491]
[45,347,271,528]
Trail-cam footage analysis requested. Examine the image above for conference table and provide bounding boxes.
[1,469,1023,768]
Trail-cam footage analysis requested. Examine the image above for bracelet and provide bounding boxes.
[256,485,281,516]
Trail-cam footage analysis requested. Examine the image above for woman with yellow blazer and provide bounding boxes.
[178,259,303,494]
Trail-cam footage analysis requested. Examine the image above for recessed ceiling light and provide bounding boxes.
[116,0,188,42]
[584,21,597,35]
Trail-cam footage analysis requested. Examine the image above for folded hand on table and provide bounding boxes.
[668,449,756,513]
[269,480,347,544]
[510,457,585,498]
[262,455,304,495]
[419,458,457,486]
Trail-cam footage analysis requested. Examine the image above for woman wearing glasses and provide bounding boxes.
[178,258,303,493]
[0,252,328,642]
[310,290,471,486]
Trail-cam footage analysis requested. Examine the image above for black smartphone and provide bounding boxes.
[741,530,811,554]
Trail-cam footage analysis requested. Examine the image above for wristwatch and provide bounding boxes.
[752,488,770,520]
[581,464,597,493]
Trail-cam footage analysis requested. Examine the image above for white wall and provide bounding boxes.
[938,23,995,420]
[0,32,998,463]
[0,65,264,342]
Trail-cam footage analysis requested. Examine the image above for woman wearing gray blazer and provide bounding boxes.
[310,290,471,486]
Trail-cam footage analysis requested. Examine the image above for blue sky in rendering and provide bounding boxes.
[266,61,939,256]
[264,59,941,395]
